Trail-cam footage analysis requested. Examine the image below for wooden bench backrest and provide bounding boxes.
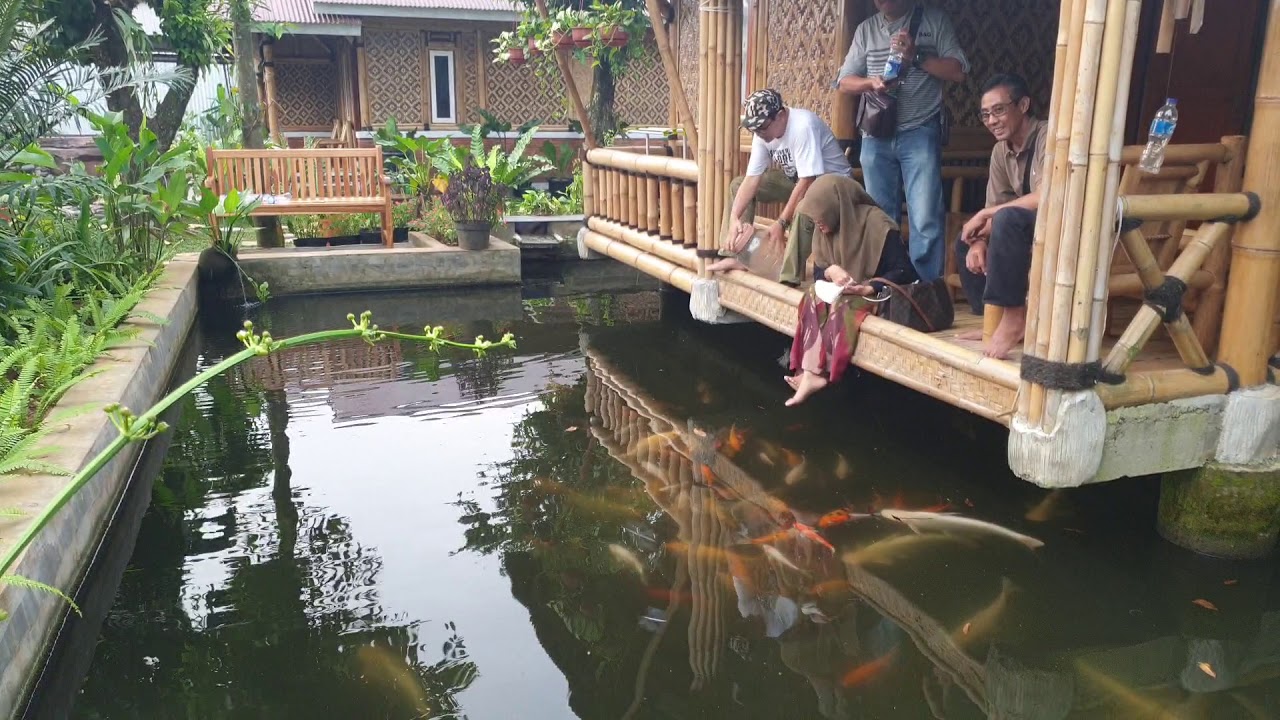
[206,148,387,200]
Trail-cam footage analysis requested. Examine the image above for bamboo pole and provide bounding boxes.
[1087,0,1143,362]
[583,231,697,293]
[584,161,596,218]
[1121,193,1257,222]
[1156,0,1176,54]
[356,40,371,127]
[1022,0,1085,425]
[1217,0,1280,387]
[1190,136,1247,355]
[1109,269,1212,296]
[534,0,596,149]
[1096,366,1232,408]
[683,180,698,247]
[646,175,660,234]
[696,0,711,271]
[1173,0,1191,19]
[1067,0,1128,374]
[588,217,698,269]
[671,181,685,244]
[659,178,673,239]
[645,0,700,156]
[1102,224,1227,375]
[1042,0,1109,430]
[707,0,725,261]
[585,147,700,181]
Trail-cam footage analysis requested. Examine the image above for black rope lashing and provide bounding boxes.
[1143,276,1187,323]
[1219,362,1240,393]
[1120,217,1144,233]
[1269,354,1280,370]
[695,248,721,258]
[1020,355,1126,391]
[1191,363,1216,376]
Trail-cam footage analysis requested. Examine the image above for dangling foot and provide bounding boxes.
[983,305,1027,360]
[785,371,829,406]
[956,329,983,341]
[784,373,802,390]
[707,257,747,274]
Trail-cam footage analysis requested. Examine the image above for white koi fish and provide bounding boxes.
[879,509,1045,549]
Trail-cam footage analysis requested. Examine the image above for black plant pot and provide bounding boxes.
[547,178,572,195]
[294,236,327,248]
[359,228,382,245]
[394,226,409,243]
[197,246,236,283]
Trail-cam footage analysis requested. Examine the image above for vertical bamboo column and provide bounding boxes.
[583,160,596,218]
[696,0,741,270]
[671,180,685,244]
[1191,136,1247,356]
[696,0,713,271]
[1041,0,1112,428]
[1087,0,1143,362]
[1020,0,1085,424]
[1217,0,1280,387]
[683,181,698,248]
[659,177,674,240]
[646,175,661,235]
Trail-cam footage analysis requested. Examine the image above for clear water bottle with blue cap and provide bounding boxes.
[882,47,905,83]
[1139,98,1178,174]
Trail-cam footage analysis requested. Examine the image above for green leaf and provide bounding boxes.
[1,575,81,616]
[12,146,56,169]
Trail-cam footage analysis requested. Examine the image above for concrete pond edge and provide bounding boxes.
[0,257,200,717]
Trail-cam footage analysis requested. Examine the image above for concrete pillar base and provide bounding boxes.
[1158,464,1280,560]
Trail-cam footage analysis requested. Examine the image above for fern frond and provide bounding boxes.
[0,575,81,616]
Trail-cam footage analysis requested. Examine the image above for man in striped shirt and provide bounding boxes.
[836,0,969,282]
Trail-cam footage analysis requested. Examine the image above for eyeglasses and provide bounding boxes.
[979,101,1022,123]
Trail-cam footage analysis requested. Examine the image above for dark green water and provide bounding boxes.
[24,270,1280,719]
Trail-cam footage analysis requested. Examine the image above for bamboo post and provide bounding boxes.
[683,180,698,248]
[534,0,596,149]
[262,40,282,145]
[1021,0,1085,425]
[584,160,596,217]
[645,0,700,156]
[696,0,712,271]
[659,177,673,240]
[1066,0,1130,371]
[1087,0,1143,361]
[1190,136,1246,356]
[1042,0,1110,429]
[1156,0,1176,54]
[355,40,371,127]
[706,0,725,262]
[1217,0,1280,387]
[671,181,685,244]
[646,175,659,234]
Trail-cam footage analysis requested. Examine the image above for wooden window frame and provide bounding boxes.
[428,49,458,127]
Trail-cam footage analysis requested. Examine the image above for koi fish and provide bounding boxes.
[879,509,1045,549]
[834,452,852,481]
[1075,660,1181,718]
[700,465,717,485]
[793,522,835,553]
[841,647,900,688]
[760,544,805,574]
[810,578,853,595]
[781,448,804,468]
[784,457,808,486]
[356,644,433,716]
[818,509,857,529]
[1024,488,1066,522]
[609,543,646,579]
[666,540,735,562]
[952,577,1017,646]
[725,425,745,456]
[843,532,974,567]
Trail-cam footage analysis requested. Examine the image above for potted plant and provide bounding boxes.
[492,31,526,65]
[199,189,260,281]
[441,161,504,251]
[392,201,415,242]
[593,1,635,48]
[549,8,584,48]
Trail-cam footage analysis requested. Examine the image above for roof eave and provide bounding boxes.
[310,3,518,21]
[278,21,364,36]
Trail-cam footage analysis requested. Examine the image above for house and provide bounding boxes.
[253,0,674,148]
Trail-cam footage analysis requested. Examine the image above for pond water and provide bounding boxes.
[23,269,1280,719]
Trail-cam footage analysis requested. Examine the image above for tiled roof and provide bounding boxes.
[254,0,361,28]
[319,0,516,8]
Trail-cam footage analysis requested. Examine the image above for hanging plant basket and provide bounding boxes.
[527,37,543,57]
[571,26,593,47]
[508,47,527,65]
[597,26,629,48]
[551,30,574,48]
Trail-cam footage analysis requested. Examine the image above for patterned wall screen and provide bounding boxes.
[277,62,337,128]
[676,0,699,125]
[762,0,842,128]
[615,35,671,127]
[366,28,424,126]
[456,32,481,125]
[485,34,572,125]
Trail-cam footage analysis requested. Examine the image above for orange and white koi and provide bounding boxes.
[841,647,900,688]
[793,522,835,553]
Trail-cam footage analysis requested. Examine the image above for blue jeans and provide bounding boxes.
[859,118,945,281]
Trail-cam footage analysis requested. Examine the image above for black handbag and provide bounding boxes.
[870,276,955,333]
[856,5,925,140]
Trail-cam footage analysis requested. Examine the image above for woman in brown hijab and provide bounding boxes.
[785,175,918,406]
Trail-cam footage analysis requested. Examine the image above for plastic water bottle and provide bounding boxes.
[1139,98,1178,174]
[882,47,905,82]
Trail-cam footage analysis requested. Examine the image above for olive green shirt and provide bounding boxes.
[986,118,1048,207]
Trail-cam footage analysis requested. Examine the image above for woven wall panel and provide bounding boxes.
[277,62,337,128]
[938,0,1056,127]
[676,0,699,124]
[485,35,570,125]
[366,28,424,125]
[762,0,841,128]
[456,32,480,124]
[615,36,671,127]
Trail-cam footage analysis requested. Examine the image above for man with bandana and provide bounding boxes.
[710,88,853,286]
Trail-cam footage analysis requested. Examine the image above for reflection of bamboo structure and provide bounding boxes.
[244,338,403,391]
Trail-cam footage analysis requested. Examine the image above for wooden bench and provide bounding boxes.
[205,147,394,247]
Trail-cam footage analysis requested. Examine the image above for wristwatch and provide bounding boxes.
[778,217,791,231]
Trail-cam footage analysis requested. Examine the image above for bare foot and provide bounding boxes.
[956,329,983,341]
[785,371,829,406]
[707,257,747,274]
[783,373,801,390]
[983,306,1027,359]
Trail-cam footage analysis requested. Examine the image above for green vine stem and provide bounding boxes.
[0,311,515,594]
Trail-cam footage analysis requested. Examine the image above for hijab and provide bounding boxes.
[797,175,899,283]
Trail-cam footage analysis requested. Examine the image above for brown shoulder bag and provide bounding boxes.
[855,5,925,140]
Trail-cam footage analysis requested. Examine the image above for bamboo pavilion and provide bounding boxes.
[538,0,1280,558]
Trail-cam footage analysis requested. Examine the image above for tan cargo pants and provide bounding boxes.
[718,169,815,285]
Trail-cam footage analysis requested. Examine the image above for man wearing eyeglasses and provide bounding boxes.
[836,0,968,283]
[954,73,1047,359]
[712,88,853,285]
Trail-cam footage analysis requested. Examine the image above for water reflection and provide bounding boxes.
[41,284,1280,719]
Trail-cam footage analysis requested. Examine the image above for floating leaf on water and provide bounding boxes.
[1192,598,1218,611]
[565,426,579,432]
[1198,662,1216,678]
[1224,579,1239,586]
[962,622,972,635]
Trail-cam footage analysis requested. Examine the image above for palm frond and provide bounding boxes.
[0,574,81,616]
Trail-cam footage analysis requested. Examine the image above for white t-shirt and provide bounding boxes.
[745,108,853,182]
